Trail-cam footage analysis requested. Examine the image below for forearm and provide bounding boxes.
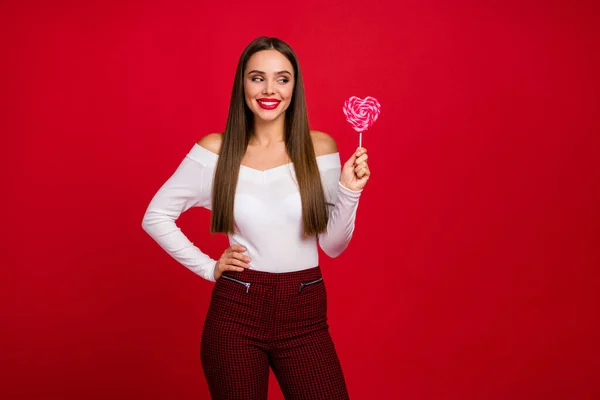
[141,148,217,282]
[142,211,217,282]
[318,181,362,257]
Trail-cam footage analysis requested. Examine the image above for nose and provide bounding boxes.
[262,79,275,95]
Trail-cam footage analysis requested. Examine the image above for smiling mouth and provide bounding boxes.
[257,99,281,110]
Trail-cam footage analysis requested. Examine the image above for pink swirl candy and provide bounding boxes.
[343,96,381,133]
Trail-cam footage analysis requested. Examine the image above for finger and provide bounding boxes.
[218,260,245,272]
[354,161,368,172]
[355,167,370,179]
[230,252,251,269]
[228,257,250,269]
[344,153,358,168]
[229,244,247,253]
[344,147,366,168]
[231,251,251,262]
[355,153,368,165]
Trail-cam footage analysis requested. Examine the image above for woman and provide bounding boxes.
[142,36,370,399]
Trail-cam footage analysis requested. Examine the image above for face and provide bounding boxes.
[243,49,295,123]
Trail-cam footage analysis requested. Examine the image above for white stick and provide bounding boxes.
[359,132,362,149]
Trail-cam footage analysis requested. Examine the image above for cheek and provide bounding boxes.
[283,86,294,101]
[244,91,256,108]
[244,82,256,98]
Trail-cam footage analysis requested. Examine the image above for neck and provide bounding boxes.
[250,116,286,147]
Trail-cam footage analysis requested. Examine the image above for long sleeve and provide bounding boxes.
[317,157,363,257]
[141,145,217,282]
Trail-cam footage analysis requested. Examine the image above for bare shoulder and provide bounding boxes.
[196,133,223,155]
[310,130,338,157]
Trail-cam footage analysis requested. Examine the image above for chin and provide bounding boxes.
[256,115,280,123]
[255,110,285,122]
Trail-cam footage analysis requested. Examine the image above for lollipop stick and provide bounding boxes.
[359,132,362,149]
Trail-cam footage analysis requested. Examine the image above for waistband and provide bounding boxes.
[221,265,322,286]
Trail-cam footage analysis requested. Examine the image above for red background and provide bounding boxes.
[2,0,599,399]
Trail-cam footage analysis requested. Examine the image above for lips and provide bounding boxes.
[257,98,281,110]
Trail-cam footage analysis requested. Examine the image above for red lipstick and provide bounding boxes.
[257,98,281,110]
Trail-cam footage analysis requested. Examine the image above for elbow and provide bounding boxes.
[141,215,152,235]
[141,210,158,236]
[141,209,178,238]
[325,249,343,258]
[319,230,353,258]
[141,218,149,233]
[320,242,347,258]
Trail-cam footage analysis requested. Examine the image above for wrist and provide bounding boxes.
[338,181,363,194]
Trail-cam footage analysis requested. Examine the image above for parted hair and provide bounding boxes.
[211,36,329,236]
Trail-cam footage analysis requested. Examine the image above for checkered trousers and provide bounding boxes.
[200,265,350,399]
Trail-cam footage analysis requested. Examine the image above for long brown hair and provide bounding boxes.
[211,36,329,236]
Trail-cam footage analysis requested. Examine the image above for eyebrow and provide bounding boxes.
[247,70,292,76]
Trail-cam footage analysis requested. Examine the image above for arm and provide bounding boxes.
[317,165,363,257]
[311,130,363,257]
[141,145,217,282]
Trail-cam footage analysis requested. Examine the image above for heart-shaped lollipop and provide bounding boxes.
[343,96,381,147]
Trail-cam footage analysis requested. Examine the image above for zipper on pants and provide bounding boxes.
[221,275,251,293]
[298,277,323,293]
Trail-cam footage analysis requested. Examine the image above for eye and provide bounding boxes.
[250,76,290,84]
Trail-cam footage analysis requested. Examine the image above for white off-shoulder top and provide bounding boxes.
[141,143,362,282]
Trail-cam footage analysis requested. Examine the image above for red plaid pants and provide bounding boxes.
[200,266,350,399]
